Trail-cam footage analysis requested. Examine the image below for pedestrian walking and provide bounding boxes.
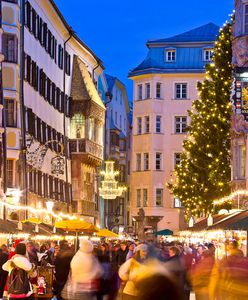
[2,243,35,300]
[0,247,8,300]
[61,240,103,300]
[118,243,149,300]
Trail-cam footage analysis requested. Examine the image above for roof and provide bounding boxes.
[129,23,219,78]
[71,56,105,110]
[187,214,230,231]
[49,0,103,69]
[105,74,116,93]
[209,210,248,230]
[147,23,219,45]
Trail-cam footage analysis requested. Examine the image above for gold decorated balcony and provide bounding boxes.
[69,138,103,165]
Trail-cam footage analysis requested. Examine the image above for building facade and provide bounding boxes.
[231,0,248,209]
[104,74,131,231]
[1,0,105,223]
[129,23,219,234]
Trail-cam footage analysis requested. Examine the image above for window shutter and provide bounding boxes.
[26,1,31,30]
[38,171,42,196]
[26,54,31,83]
[60,92,65,113]
[48,30,52,55]
[52,82,56,107]
[43,22,47,48]
[38,16,43,43]
[37,117,41,142]
[56,87,60,110]
[42,122,47,142]
[54,39,57,63]
[46,77,51,103]
[32,8,37,37]
[49,175,54,198]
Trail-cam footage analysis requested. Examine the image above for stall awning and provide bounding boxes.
[154,229,173,236]
[209,210,248,231]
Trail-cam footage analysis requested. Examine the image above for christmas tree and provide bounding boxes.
[168,20,233,217]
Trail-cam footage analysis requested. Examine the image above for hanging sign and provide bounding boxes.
[234,69,248,121]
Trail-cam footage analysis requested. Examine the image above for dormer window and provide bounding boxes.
[166,49,176,62]
[204,49,213,61]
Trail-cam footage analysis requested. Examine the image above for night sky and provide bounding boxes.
[54,0,234,102]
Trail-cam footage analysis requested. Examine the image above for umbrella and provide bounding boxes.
[22,218,43,224]
[96,228,119,238]
[55,219,98,232]
[55,219,98,251]
[154,229,173,236]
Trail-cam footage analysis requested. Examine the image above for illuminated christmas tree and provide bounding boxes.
[169,19,233,217]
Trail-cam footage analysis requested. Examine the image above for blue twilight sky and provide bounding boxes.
[54,0,234,102]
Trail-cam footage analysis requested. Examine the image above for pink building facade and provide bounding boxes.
[129,23,219,234]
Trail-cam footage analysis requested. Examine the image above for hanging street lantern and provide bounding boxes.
[99,161,126,199]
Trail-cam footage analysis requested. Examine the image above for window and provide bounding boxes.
[144,153,149,171]
[58,45,63,69]
[7,160,14,188]
[137,117,142,134]
[175,116,187,134]
[145,83,150,99]
[234,145,246,179]
[156,116,161,133]
[166,49,176,62]
[120,115,122,129]
[156,189,163,206]
[65,51,71,75]
[137,189,141,207]
[174,153,181,167]
[175,83,187,99]
[143,189,148,207]
[2,34,18,63]
[137,84,142,100]
[156,83,162,99]
[245,4,248,34]
[144,116,150,133]
[156,153,162,170]
[204,49,213,61]
[5,99,16,127]
[174,197,182,208]
[136,153,141,171]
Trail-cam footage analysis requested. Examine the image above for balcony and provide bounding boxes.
[69,138,103,161]
[78,200,96,217]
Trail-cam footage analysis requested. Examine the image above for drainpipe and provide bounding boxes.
[20,0,28,219]
[92,62,100,87]
[63,31,73,207]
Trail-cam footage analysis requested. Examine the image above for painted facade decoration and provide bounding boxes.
[231,0,248,202]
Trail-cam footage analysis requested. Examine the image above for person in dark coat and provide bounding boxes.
[116,242,128,268]
[164,246,185,294]
[0,247,8,299]
[53,241,74,300]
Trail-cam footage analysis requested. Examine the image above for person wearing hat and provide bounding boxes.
[2,243,35,300]
[62,240,103,300]
[119,243,149,299]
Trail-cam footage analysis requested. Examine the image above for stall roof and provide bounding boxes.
[209,210,248,231]
[187,214,233,231]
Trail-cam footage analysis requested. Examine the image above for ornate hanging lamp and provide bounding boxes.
[99,161,126,199]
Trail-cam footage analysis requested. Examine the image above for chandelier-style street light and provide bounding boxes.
[99,161,126,199]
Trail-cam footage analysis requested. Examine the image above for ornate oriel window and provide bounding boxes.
[70,114,85,139]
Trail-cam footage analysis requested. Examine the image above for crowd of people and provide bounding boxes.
[0,238,247,300]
